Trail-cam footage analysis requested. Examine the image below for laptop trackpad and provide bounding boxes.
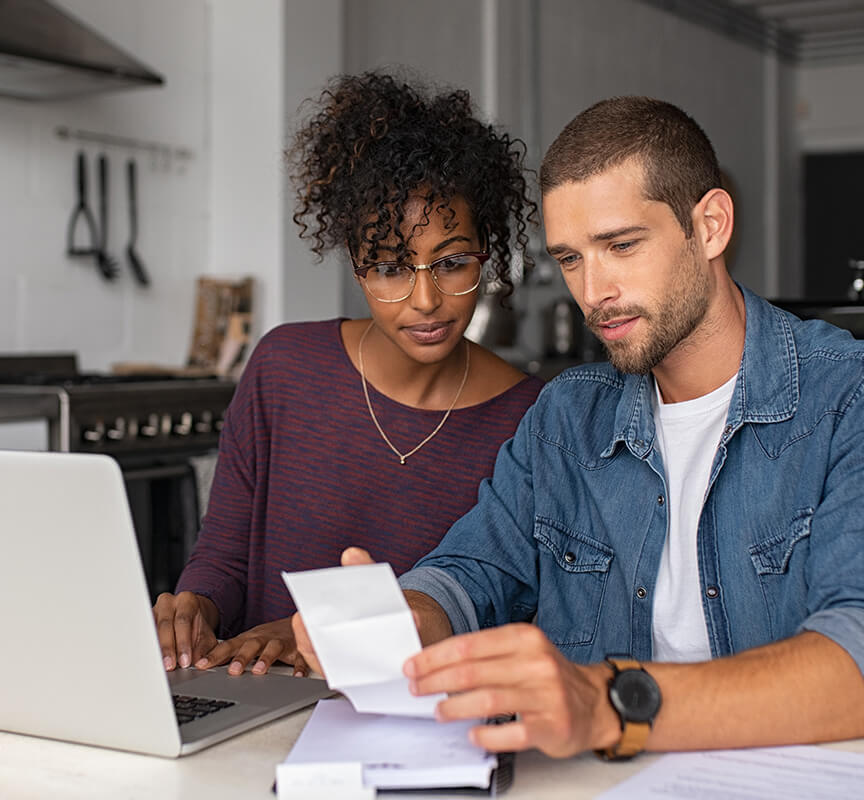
[168,667,330,706]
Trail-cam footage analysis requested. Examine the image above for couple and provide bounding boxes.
[161,73,864,760]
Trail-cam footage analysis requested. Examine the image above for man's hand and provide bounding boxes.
[194,617,309,676]
[403,623,620,758]
[292,546,375,676]
[153,591,219,671]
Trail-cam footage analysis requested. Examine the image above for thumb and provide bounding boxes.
[341,547,374,566]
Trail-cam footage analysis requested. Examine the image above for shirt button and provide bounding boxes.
[564,552,576,564]
[636,586,648,599]
[723,425,733,436]
[657,495,665,506]
[706,585,720,599]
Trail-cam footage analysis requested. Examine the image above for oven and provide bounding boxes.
[0,353,236,601]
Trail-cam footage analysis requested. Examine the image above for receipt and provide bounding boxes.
[282,563,445,717]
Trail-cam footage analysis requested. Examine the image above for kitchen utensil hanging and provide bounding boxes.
[126,159,151,286]
[66,151,99,259]
[95,154,119,280]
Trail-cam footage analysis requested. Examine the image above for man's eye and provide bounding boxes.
[558,254,581,270]
[611,240,637,253]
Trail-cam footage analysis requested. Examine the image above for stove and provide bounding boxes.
[0,353,236,459]
[0,353,237,599]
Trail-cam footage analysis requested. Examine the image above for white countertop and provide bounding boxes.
[2,705,863,800]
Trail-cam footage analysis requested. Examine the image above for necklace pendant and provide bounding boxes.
[399,455,406,465]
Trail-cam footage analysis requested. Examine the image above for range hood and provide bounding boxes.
[0,0,163,100]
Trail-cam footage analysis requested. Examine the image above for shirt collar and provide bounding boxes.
[603,283,798,459]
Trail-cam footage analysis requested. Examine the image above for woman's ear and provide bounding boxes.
[692,188,734,261]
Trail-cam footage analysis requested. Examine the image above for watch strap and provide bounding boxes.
[596,656,655,761]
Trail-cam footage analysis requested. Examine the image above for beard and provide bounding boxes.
[586,241,710,375]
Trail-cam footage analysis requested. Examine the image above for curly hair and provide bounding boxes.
[288,70,537,296]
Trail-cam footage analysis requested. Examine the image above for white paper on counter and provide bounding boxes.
[281,563,445,717]
[280,697,496,791]
[596,745,864,799]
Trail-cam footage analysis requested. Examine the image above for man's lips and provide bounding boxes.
[594,316,639,342]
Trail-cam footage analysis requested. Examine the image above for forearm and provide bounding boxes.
[641,631,864,751]
[404,590,453,646]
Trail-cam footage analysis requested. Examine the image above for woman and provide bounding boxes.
[154,71,543,676]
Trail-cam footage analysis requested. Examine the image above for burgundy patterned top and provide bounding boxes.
[175,319,543,637]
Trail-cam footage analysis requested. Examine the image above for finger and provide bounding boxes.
[172,592,202,669]
[292,651,309,678]
[434,686,543,724]
[153,593,178,670]
[406,623,545,679]
[196,637,240,669]
[292,613,324,677]
[227,639,266,676]
[341,547,374,566]
[410,651,553,698]
[468,718,532,754]
[251,639,290,675]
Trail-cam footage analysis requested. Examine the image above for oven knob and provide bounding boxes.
[214,416,224,432]
[81,421,105,443]
[173,412,193,436]
[160,414,172,436]
[139,414,160,438]
[194,410,213,434]
[106,417,127,441]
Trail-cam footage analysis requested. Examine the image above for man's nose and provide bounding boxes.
[579,259,619,312]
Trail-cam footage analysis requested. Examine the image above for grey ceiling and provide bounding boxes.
[642,0,864,63]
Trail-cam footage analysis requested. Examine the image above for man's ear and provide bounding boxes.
[692,188,733,260]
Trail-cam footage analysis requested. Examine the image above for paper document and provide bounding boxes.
[282,563,445,716]
[596,745,864,799]
[278,697,497,793]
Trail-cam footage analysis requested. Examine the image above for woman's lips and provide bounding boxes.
[402,322,452,345]
[596,316,639,342]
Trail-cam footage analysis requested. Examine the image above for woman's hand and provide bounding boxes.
[194,618,309,676]
[153,591,219,671]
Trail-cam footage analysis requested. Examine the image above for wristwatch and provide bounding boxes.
[596,655,662,760]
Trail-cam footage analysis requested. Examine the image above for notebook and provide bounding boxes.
[0,450,331,757]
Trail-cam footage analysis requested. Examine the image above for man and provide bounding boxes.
[296,96,864,759]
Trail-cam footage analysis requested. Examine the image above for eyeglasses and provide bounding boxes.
[352,251,489,303]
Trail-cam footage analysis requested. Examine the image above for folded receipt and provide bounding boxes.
[281,563,445,717]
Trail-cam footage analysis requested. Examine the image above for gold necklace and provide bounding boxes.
[358,321,470,464]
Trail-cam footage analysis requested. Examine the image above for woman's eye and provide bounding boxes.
[372,263,407,279]
[435,256,469,273]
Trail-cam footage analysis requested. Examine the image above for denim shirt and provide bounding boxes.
[400,286,864,672]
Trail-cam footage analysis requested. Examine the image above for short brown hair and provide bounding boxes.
[539,96,721,236]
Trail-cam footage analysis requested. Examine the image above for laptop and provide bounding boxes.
[0,450,332,757]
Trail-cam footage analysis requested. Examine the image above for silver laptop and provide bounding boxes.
[0,450,332,757]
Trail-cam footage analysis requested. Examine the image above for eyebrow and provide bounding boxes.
[547,226,649,256]
[372,235,474,257]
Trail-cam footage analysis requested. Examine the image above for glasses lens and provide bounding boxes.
[362,262,414,301]
[432,254,483,295]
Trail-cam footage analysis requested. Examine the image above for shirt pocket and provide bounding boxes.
[747,507,813,638]
[532,517,613,650]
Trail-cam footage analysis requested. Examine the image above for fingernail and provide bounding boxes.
[403,659,416,677]
[195,657,208,668]
[408,680,418,695]
[252,660,266,674]
[163,656,174,670]
[229,660,243,674]
[179,653,190,669]
[293,668,305,677]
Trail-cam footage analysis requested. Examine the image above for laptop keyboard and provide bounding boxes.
[172,694,236,726]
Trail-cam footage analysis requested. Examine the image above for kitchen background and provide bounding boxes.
[2,0,864,593]
[3,0,864,376]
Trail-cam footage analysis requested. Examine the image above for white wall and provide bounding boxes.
[0,0,344,374]
[0,0,210,371]
[797,62,864,152]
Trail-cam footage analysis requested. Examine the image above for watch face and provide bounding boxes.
[610,669,662,723]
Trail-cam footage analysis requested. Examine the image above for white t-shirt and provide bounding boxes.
[651,373,737,663]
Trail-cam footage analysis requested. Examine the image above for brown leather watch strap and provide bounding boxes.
[596,657,658,760]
